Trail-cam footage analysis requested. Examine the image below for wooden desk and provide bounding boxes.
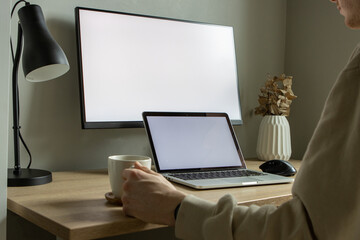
[7,160,301,240]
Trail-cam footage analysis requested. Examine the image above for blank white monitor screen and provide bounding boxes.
[75,7,242,128]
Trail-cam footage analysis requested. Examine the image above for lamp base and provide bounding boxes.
[8,168,52,187]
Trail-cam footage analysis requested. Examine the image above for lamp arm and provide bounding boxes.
[12,23,23,174]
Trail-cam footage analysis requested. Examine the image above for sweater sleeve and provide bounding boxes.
[175,194,314,240]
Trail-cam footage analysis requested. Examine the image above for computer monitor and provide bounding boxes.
[75,7,242,128]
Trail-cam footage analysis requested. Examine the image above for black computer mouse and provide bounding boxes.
[259,160,297,176]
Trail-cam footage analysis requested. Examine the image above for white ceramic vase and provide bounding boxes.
[256,115,291,161]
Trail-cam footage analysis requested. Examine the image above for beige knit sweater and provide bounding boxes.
[175,44,360,240]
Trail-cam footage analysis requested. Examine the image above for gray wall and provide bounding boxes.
[1,0,11,238]
[286,0,360,159]
[8,0,287,172]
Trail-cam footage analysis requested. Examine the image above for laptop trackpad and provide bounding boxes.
[223,177,258,184]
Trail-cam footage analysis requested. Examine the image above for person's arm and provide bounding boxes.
[175,194,315,240]
[121,162,186,226]
[122,162,315,239]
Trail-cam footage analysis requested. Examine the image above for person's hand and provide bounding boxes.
[121,162,186,226]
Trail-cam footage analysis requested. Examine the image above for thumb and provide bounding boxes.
[134,161,155,174]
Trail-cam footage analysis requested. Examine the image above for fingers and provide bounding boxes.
[122,168,134,180]
[122,162,158,181]
[134,161,155,174]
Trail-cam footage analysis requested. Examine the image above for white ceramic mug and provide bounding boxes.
[108,155,152,199]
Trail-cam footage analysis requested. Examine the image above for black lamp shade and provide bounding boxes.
[18,4,69,82]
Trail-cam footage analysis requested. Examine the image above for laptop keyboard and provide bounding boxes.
[168,169,266,180]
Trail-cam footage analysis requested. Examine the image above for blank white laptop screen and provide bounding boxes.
[146,116,243,170]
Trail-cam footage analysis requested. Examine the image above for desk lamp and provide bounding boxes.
[8,2,70,186]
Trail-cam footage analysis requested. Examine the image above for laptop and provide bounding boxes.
[142,112,293,189]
